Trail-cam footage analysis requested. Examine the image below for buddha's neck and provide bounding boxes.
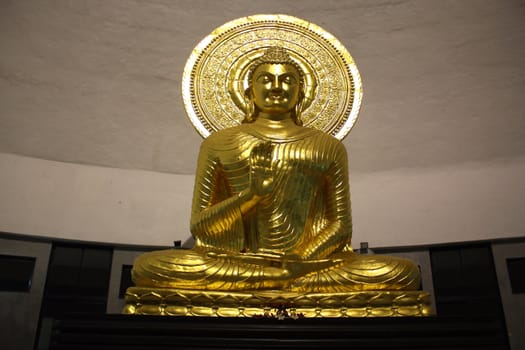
[249,114,306,141]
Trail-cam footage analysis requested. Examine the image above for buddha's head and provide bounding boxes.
[244,47,305,125]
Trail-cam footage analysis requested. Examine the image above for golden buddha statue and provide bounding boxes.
[124,44,433,317]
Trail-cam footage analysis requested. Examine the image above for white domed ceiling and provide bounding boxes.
[1,0,524,175]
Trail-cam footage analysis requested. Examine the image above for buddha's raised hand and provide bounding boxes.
[249,142,282,199]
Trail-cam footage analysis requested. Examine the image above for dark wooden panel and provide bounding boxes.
[41,243,113,317]
[0,254,36,292]
[506,257,525,294]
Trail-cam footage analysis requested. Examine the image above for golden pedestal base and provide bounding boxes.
[124,287,434,318]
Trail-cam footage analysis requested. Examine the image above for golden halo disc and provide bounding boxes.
[182,14,363,140]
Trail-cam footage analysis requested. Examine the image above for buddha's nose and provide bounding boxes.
[271,76,282,89]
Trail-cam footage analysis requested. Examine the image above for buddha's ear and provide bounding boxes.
[244,87,252,98]
[242,87,256,123]
[293,91,305,126]
[298,89,305,104]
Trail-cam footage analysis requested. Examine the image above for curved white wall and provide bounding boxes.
[0,153,192,247]
[1,152,523,248]
[350,157,525,247]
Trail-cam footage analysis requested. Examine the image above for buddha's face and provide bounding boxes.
[251,63,301,115]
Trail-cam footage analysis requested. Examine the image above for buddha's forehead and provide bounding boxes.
[253,63,299,77]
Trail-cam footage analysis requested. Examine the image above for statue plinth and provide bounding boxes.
[124,287,433,317]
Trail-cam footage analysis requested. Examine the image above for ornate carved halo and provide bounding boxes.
[182,14,363,140]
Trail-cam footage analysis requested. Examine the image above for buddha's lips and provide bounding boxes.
[268,93,285,101]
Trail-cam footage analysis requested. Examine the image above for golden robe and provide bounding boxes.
[132,125,420,292]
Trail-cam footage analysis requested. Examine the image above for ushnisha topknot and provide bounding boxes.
[258,46,295,63]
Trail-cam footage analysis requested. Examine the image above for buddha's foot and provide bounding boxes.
[123,287,434,317]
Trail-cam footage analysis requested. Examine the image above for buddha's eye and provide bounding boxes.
[282,75,295,84]
[257,75,271,83]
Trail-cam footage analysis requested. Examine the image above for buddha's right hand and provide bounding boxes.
[248,143,282,199]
